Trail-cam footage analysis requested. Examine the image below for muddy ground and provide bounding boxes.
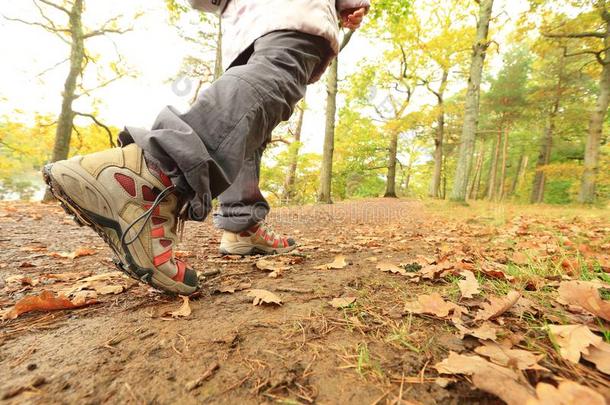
[1,199,609,404]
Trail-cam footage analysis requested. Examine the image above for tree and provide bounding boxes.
[282,97,307,202]
[318,30,354,204]
[450,0,495,202]
[544,0,610,203]
[482,47,531,201]
[4,0,135,200]
[530,49,566,203]
[165,0,223,101]
[404,0,474,198]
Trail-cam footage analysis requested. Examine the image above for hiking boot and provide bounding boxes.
[42,144,199,295]
[219,222,297,255]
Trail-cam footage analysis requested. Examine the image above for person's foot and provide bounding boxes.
[43,144,199,295]
[219,222,297,256]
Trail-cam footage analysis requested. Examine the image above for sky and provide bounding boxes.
[0,0,530,156]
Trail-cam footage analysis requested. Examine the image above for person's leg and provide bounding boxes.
[214,145,299,256]
[213,145,269,233]
[43,31,327,293]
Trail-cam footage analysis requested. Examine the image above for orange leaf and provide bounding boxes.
[4,290,97,320]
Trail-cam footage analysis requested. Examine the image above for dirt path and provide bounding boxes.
[1,199,609,404]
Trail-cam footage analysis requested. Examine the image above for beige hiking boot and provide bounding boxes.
[43,144,199,295]
[219,222,297,256]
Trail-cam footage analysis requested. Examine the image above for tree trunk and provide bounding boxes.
[317,31,353,203]
[531,52,564,203]
[429,69,449,198]
[318,56,338,204]
[531,125,554,203]
[450,0,494,202]
[497,127,509,201]
[486,129,502,200]
[384,131,399,198]
[469,140,485,200]
[510,154,528,197]
[578,17,610,203]
[282,96,306,202]
[44,0,85,201]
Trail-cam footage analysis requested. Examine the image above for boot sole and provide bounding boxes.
[219,241,298,256]
[43,164,198,295]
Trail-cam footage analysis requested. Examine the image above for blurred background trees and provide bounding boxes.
[1,0,608,206]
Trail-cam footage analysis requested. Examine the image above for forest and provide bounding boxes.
[1,0,608,206]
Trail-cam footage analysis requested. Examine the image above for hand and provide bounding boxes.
[340,7,368,30]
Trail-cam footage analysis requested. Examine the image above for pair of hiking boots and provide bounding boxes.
[43,144,296,295]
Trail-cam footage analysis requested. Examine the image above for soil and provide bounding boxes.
[0,199,608,404]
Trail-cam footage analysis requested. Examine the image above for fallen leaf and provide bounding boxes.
[72,290,98,305]
[175,250,194,259]
[474,341,547,371]
[557,280,610,322]
[215,282,252,294]
[42,271,93,282]
[329,296,357,309]
[404,293,464,319]
[256,259,283,272]
[49,247,97,260]
[4,290,97,319]
[547,324,602,363]
[475,291,521,321]
[456,322,498,341]
[314,255,349,270]
[435,352,534,405]
[165,296,191,318]
[526,381,605,405]
[19,262,36,268]
[458,270,480,299]
[511,252,529,266]
[583,341,610,375]
[248,289,282,306]
[377,262,406,275]
[95,284,124,295]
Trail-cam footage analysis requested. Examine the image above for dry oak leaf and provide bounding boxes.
[404,293,465,319]
[435,352,534,405]
[525,381,605,405]
[4,290,97,320]
[314,255,349,270]
[547,324,602,363]
[49,247,97,260]
[474,341,548,371]
[329,296,357,309]
[164,296,192,318]
[255,259,286,272]
[475,291,521,321]
[458,270,480,299]
[557,280,610,322]
[455,322,498,341]
[511,251,529,266]
[583,341,610,375]
[248,289,282,306]
[377,262,407,276]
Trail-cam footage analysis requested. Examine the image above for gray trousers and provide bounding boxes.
[119,31,326,231]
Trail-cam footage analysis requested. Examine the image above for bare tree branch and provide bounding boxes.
[75,73,127,99]
[83,27,133,39]
[35,0,71,16]
[74,111,116,148]
[545,31,605,39]
[2,15,71,44]
[37,57,70,77]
